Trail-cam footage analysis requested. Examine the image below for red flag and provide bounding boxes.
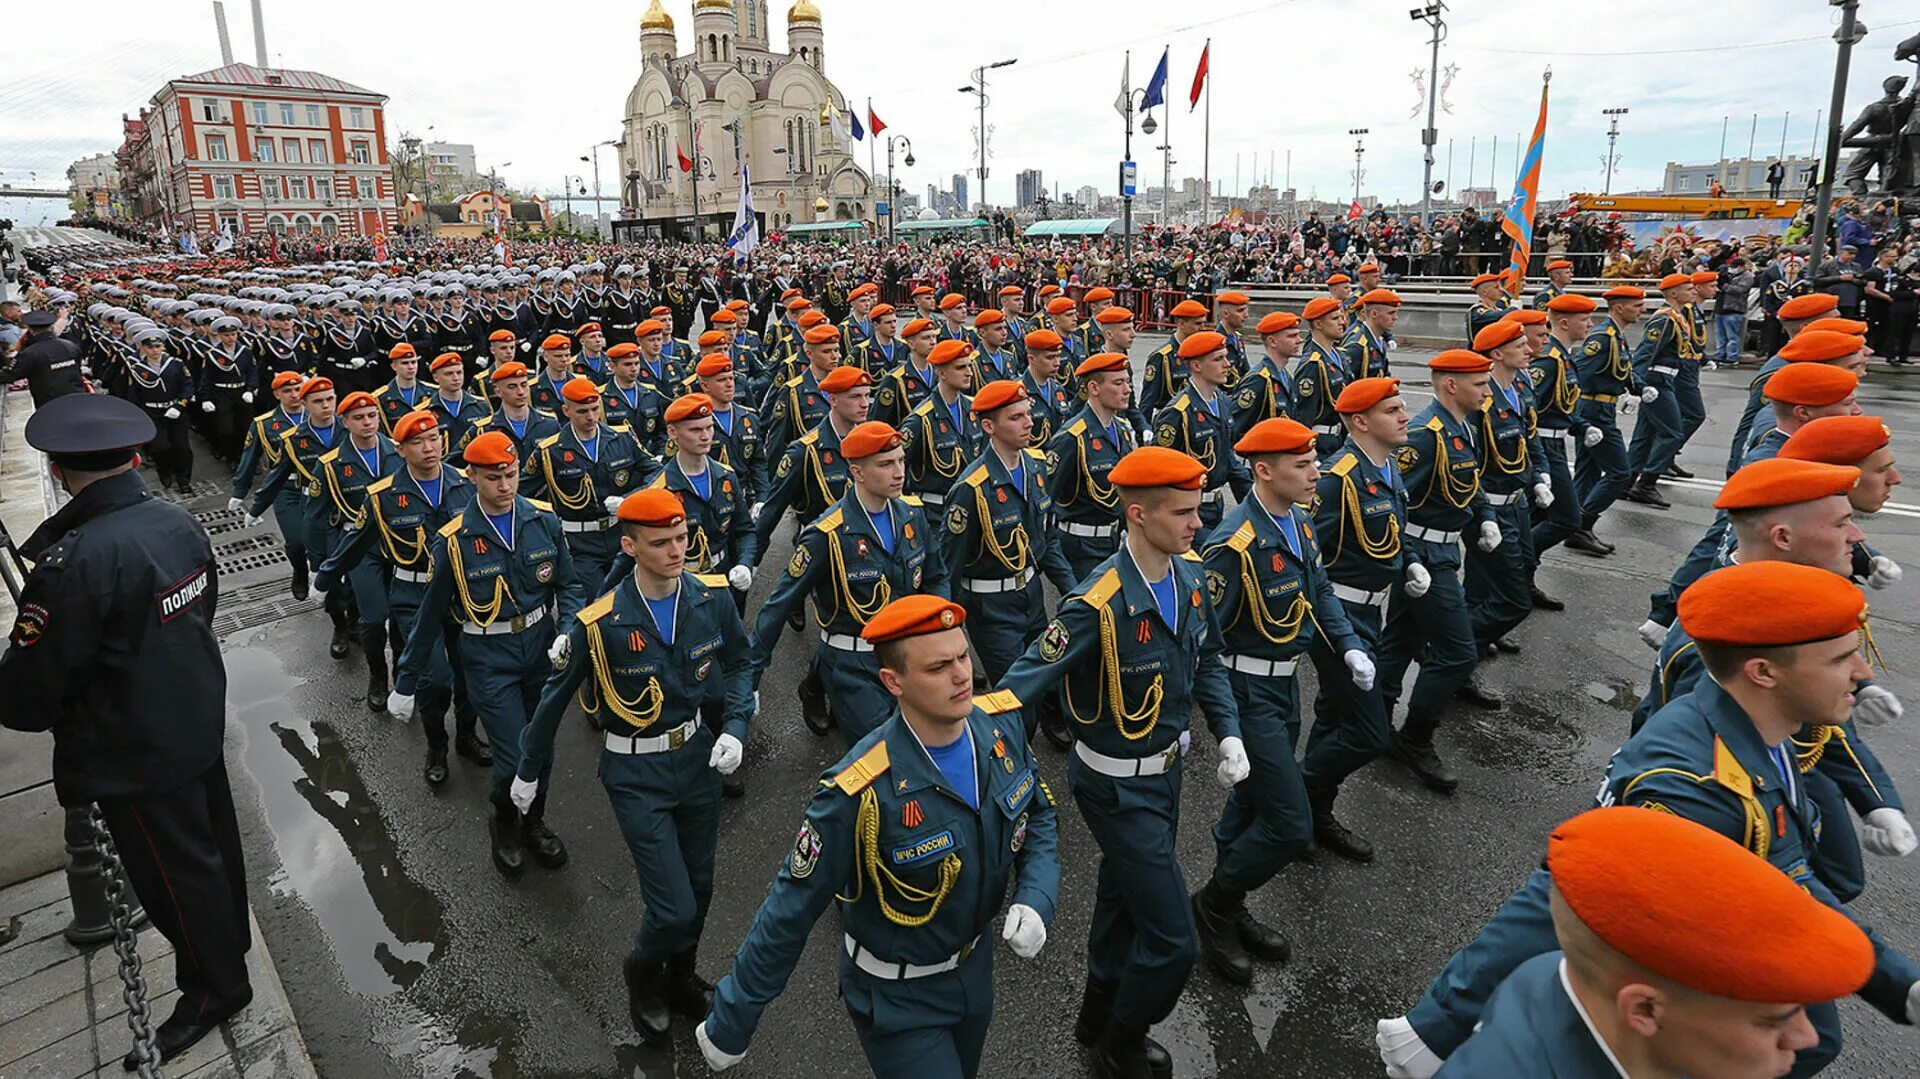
[1348,200,1363,221]
[1189,42,1209,111]
[677,142,693,173]
[868,106,887,137]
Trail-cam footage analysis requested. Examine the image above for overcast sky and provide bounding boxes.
[6,1,1918,211]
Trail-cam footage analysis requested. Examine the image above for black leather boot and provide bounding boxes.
[1309,785,1374,863]
[455,725,492,766]
[1093,1016,1157,1079]
[1073,980,1172,1079]
[1455,677,1505,710]
[327,607,352,659]
[289,557,310,601]
[1389,718,1459,794]
[1232,902,1292,964]
[1530,585,1565,611]
[1192,880,1253,985]
[360,626,388,712]
[623,953,671,1044]
[420,690,451,787]
[490,800,525,878]
[797,668,832,736]
[666,948,714,1017]
[521,793,568,869]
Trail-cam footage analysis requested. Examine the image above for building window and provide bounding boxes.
[308,138,328,164]
[1676,175,1690,191]
[315,178,332,200]
[218,212,240,235]
[351,140,371,164]
[207,134,229,161]
[320,214,339,236]
[349,107,364,128]
[200,98,220,122]
[280,103,296,125]
[294,214,313,234]
[251,101,268,125]
[360,176,377,199]
[306,104,321,126]
[256,139,276,163]
[283,138,302,162]
[267,214,287,233]
[213,175,234,199]
[288,176,308,199]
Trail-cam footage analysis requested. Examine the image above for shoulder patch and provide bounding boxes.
[367,475,394,494]
[1711,736,1754,799]
[901,494,923,507]
[1328,454,1357,477]
[797,429,822,445]
[1424,416,1445,432]
[834,741,892,795]
[1227,520,1256,552]
[693,573,728,589]
[537,433,562,448]
[1023,447,1047,462]
[1064,417,1087,436]
[579,592,617,624]
[817,507,845,532]
[963,465,990,488]
[437,517,464,539]
[525,498,553,512]
[973,690,1022,715]
[1081,567,1124,609]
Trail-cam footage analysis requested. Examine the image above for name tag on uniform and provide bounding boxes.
[891,830,955,866]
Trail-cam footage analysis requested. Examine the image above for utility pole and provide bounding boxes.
[1808,1,1862,264]
[1119,51,1158,258]
[1411,3,1446,227]
[959,58,1016,212]
[1601,108,1628,194]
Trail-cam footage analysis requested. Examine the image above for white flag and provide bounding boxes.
[827,103,851,145]
[214,222,234,253]
[727,165,758,267]
[1114,56,1131,120]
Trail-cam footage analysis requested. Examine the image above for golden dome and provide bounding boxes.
[695,0,734,10]
[788,0,820,26]
[641,0,674,31]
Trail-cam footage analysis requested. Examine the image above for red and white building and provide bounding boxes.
[122,62,398,239]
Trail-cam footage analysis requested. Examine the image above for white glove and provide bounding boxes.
[1909,981,1920,1026]
[1476,521,1502,552]
[603,495,625,517]
[510,776,538,813]
[241,391,254,404]
[1002,903,1046,959]
[246,510,266,525]
[1216,736,1250,788]
[1861,808,1918,858]
[1868,555,1903,590]
[749,501,765,520]
[1344,649,1376,691]
[1582,426,1604,448]
[1532,481,1553,509]
[1638,619,1668,650]
[1853,684,1903,728]
[695,1022,745,1072]
[1376,1016,1443,1079]
[226,496,245,513]
[386,691,415,720]
[1405,562,1432,599]
[728,564,753,591]
[348,357,367,368]
[709,732,744,775]
[201,400,216,413]
[1619,395,1639,417]
[547,634,571,669]
[163,406,181,419]
[1640,386,1660,404]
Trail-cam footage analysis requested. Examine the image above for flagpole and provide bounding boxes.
[867,97,878,236]
[1201,39,1212,228]
[1160,48,1171,227]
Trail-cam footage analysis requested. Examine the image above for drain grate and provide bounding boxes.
[211,572,320,636]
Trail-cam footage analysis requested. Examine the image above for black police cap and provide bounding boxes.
[26,393,155,469]
[21,310,60,328]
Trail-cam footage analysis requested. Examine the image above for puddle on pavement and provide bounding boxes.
[1583,680,1640,712]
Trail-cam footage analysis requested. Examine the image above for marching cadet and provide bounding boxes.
[516,488,753,1044]
[319,299,377,392]
[762,324,843,462]
[421,352,492,449]
[822,266,852,326]
[1532,295,1608,560]
[763,295,810,365]
[606,264,646,346]
[1465,271,1513,341]
[1376,350,1498,795]
[528,377,655,600]
[647,393,757,602]
[1154,330,1252,539]
[1072,288,1114,358]
[969,309,1021,388]
[1341,288,1401,380]
[475,328,517,397]
[435,287,482,381]
[1328,273,1355,314]
[851,302,905,375]
[1213,290,1251,375]
[1232,311,1301,441]
[712,305,765,391]
[257,302,316,384]
[840,282,879,353]
[121,327,197,494]
[317,412,486,785]
[699,596,1058,1079]
[936,292,972,343]
[943,381,1078,683]
[751,422,947,744]
[228,371,309,595]
[1139,299,1211,418]
[871,317,943,427]
[693,354,769,512]
[1046,298,1087,371]
[1496,308,1570,611]
[390,431,585,877]
[1092,304,1151,442]
[653,304,697,369]
[1572,286,1651,550]
[373,343,428,435]
[996,284,1032,344]
[1528,258,1575,310]
[908,283,939,324]
[462,362,560,470]
[633,318,688,398]
[530,335,580,412]
[1355,262,1384,294]
[1295,297,1351,455]
[370,292,436,392]
[1464,321,1551,661]
[315,391,400,706]
[898,340,980,510]
[1674,268,1716,458]
[1193,417,1372,986]
[1621,273,1697,509]
[1018,330,1077,447]
[198,317,258,463]
[752,364,874,564]
[600,342,668,453]
[1725,293,1839,474]
[247,377,355,657]
[1305,378,1416,862]
[999,447,1244,1079]
[1046,352,1137,587]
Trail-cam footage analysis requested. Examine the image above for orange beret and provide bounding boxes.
[606,342,641,359]
[850,283,878,300]
[911,285,935,297]
[1472,321,1525,351]
[1084,287,1115,303]
[860,594,966,644]
[1469,271,1504,288]
[1689,270,1717,285]
[819,366,872,394]
[972,380,1027,414]
[1713,458,1860,510]
[1336,377,1402,414]
[1544,259,1573,271]
[560,377,600,403]
[929,340,971,367]
[1178,330,1228,360]
[1763,363,1858,406]
[840,420,904,459]
[1501,308,1549,326]
[721,300,748,313]
[664,393,714,424]
[1234,417,1316,456]
[489,361,530,382]
[1216,291,1250,306]
[1094,306,1134,325]
[299,376,334,398]
[487,329,516,343]
[1257,311,1300,334]
[710,309,739,325]
[1355,288,1402,308]
[650,305,672,316]
[698,330,728,348]
[1778,293,1838,321]
[392,411,439,443]
[430,352,463,372]
[1546,294,1598,314]
[695,354,734,378]
[1805,317,1868,336]
[785,296,813,312]
[870,303,895,319]
[803,324,840,345]
[337,391,378,414]
[577,322,603,335]
[779,288,804,299]
[1076,352,1130,377]
[541,333,572,350]
[462,430,517,468]
[1356,263,1381,274]
[1025,329,1064,351]
[998,285,1024,298]
[1679,561,1865,647]
[798,310,831,329]
[938,293,967,310]
[387,342,417,360]
[1657,273,1692,290]
[1038,284,1061,297]
[616,488,685,527]
[1109,447,1207,490]
[974,309,1006,327]
[1779,415,1891,466]
[1602,286,1644,301]
[1429,349,1493,374]
[635,319,667,337]
[1548,806,1872,1004]
[271,371,305,390]
[1301,297,1341,321]
[1046,297,1077,315]
[901,317,936,337]
[1325,274,1351,286]
[1170,300,1210,319]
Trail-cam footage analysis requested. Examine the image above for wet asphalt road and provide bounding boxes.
[198,350,1920,1078]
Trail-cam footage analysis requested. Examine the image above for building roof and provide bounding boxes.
[509,203,546,223]
[426,203,462,224]
[169,62,383,99]
[1024,218,1120,237]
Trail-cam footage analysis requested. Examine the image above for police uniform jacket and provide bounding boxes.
[1044,407,1135,533]
[528,422,655,524]
[900,392,980,507]
[319,466,475,584]
[230,405,303,500]
[1292,340,1349,448]
[1477,374,1546,498]
[1397,402,1493,557]
[1204,498,1361,663]
[648,456,757,572]
[752,418,853,562]
[1434,953,1623,1078]
[1154,384,1253,501]
[942,448,1077,597]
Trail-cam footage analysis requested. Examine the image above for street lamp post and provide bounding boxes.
[1601,107,1629,194]
[1808,2,1863,264]
[1119,55,1160,259]
[582,139,618,239]
[958,58,1016,211]
[1348,128,1369,205]
[885,134,914,245]
[1411,4,1446,228]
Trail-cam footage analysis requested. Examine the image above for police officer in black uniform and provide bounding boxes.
[0,309,89,404]
[0,394,253,1068]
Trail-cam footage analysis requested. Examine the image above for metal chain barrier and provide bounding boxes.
[88,806,163,1078]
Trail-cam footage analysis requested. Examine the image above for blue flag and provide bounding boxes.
[851,110,865,141]
[1142,47,1169,110]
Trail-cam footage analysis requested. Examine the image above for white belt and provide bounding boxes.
[821,630,874,652]
[1312,423,1342,436]
[561,517,616,533]
[1651,365,1678,376]
[918,491,945,507]
[963,566,1034,594]
[1074,738,1183,778]
[1331,582,1391,607]
[1482,491,1523,506]
[1404,524,1460,544]
[844,933,979,980]
[460,606,546,635]
[1061,520,1118,539]
[391,566,430,584]
[1199,488,1223,505]
[603,718,701,755]
[1222,654,1297,677]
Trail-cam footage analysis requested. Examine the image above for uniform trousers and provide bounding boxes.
[1056,529,1119,588]
[602,733,722,964]
[1378,537,1477,717]
[1675,360,1707,446]
[1574,407,1631,517]
[843,945,995,1079]
[463,625,555,803]
[1625,383,1682,476]
[1529,432,1582,559]
[816,643,896,746]
[1304,602,1393,791]
[1210,669,1312,895]
[1805,769,1866,905]
[205,392,248,462]
[1465,499,1535,649]
[146,415,194,486]
[959,577,1047,685]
